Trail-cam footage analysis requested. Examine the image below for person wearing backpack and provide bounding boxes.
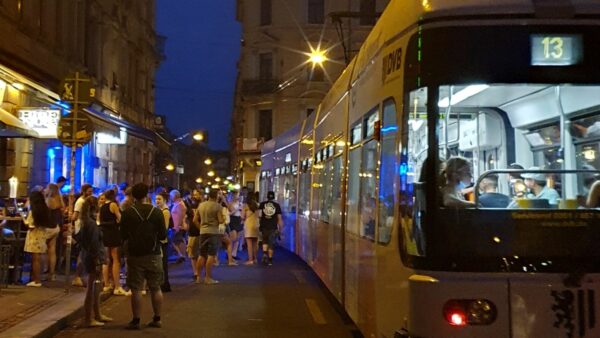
[120,183,167,330]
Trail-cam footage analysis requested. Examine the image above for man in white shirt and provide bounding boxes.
[70,184,93,286]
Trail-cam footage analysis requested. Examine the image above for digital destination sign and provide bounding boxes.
[531,34,583,66]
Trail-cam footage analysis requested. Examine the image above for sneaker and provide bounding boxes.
[204,278,220,285]
[113,287,131,296]
[71,277,84,287]
[228,261,238,266]
[85,320,105,328]
[102,286,113,293]
[26,281,42,287]
[213,261,220,267]
[243,261,255,266]
[96,314,113,322]
[126,320,141,330]
[147,320,162,328]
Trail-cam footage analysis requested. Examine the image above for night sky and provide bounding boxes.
[155,1,240,150]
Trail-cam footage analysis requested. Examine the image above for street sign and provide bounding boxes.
[57,112,94,146]
[59,72,95,104]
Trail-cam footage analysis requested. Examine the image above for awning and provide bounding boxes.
[86,103,157,143]
[83,110,121,138]
[0,108,39,138]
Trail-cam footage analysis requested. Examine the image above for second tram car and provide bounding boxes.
[260,1,600,337]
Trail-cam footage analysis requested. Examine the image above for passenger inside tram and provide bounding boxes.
[439,157,475,208]
[588,180,600,208]
[521,167,561,206]
[478,174,510,208]
[508,163,527,198]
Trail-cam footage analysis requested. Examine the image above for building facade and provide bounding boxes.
[0,0,161,196]
[231,0,389,190]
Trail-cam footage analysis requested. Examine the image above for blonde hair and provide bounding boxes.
[45,183,64,210]
[440,156,471,185]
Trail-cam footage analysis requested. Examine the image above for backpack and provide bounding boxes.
[128,206,158,255]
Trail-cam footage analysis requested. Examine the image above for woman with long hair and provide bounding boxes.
[24,190,55,286]
[440,156,476,208]
[44,183,63,281]
[242,194,260,265]
[79,196,113,327]
[99,189,129,295]
[228,191,243,259]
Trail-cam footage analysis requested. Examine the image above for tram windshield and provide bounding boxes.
[403,84,600,272]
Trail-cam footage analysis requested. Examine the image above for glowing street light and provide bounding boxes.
[192,132,204,141]
[224,180,230,185]
[165,163,175,171]
[309,48,326,65]
[204,158,212,165]
[215,177,221,182]
[207,170,215,177]
[195,177,203,184]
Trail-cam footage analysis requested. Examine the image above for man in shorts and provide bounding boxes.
[186,190,202,280]
[258,191,283,266]
[194,189,224,284]
[120,183,167,330]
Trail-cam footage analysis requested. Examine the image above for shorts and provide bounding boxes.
[173,229,186,245]
[199,234,220,258]
[126,255,164,291]
[100,224,122,248]
[229,216,243,232]
[187,236,200,258]
[261,230,278,249]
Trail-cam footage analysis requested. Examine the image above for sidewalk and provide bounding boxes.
[0,276,86,338]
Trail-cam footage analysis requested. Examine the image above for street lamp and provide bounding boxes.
[215,177,221,182]
[309,47,327,65]
[207,170,215,177]
[173,130,205,143]
[165,163,175,171]
[204,158,212,165]
[195,177,203,184]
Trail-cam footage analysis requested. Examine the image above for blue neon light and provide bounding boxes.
[381,126,398,134]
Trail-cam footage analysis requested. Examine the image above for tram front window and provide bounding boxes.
[402,83,600,270]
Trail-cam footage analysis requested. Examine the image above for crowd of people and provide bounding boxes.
[20,178,284,329]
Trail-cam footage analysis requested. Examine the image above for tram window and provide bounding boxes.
[311,162,321,220]
[360,140,377,240]
[330,156,343,226]
[298,166,311,217]
[378,99,397,244]
[319,159,332,223]
[401,87,429,256]
[346,147,361,235]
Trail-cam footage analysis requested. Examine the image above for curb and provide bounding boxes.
[2,289,113,338]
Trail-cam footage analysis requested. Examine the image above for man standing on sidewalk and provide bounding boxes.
[258,191,283,266]
[194,189,224,285]
[169,190,187,263]
[120,183,167,329]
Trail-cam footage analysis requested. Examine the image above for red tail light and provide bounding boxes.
[443,299,497,326]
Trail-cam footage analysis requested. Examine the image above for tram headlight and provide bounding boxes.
[443,299,497,326]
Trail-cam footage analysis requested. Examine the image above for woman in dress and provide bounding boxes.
[79,196,113,327]
[242,194,260,265]
[24,190,55,287]
[44,183,63,281]
[99,189,129,295]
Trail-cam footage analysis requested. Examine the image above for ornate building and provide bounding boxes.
[0,0,162,196]
[231,0,388,190]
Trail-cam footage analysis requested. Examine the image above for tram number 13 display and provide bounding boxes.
[531,34,583,66]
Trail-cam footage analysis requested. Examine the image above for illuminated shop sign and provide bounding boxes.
[96,128,127,144]
[17,108,60,138]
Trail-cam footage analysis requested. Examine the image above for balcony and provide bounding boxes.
[236,137,264,154]
[241,79,280,95]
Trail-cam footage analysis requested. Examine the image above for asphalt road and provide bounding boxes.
[53,248,360,338]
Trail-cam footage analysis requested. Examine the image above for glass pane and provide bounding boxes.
[330,156,343,225]
[378,100,397,244]
[346,148,361,235]
[360,140,377,240]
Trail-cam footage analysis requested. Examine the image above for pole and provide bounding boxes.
[64,71,80,292]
